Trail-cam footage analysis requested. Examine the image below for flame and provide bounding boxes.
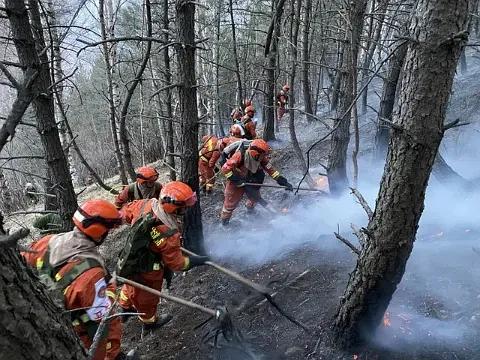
[314,176,329,191]
[353,355,359,360]
[383,311,391,327]
[281,207,289,213]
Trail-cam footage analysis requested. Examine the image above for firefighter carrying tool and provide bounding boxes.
[238,105,257,140]
[22,200,124,360]
[220,139,293,225]
[114,166,162,209]
[277,84,290,121]
[117,181,210,331]
[198,135,219,194]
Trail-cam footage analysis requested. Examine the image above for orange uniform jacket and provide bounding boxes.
[222,150,280,181]
[114,182,162,209]
[23,235,121,360]
[199,136,219,168]
[240,115,257,140]
[210,136,242,166]
[119,199,189,322]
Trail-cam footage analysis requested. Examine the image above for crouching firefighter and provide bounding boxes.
[22,200,124,360]
[198,135,219,194]
[116,181,210,331]
[220,139,293,225]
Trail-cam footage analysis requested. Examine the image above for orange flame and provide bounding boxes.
[281,207,289,213]
[353,355,359,360]
[314,176,329,191]
[383,311,391,327]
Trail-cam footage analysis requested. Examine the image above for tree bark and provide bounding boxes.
[175,0,205,254]
[119,0,153,181]
[374,37,408,160]
[12,0,78,229]
[99,0,128,186]
[0,212,85,359]
[333,0,470,349]
[327,0,368,196]
[163,0,177,180]
[301,0,314,122]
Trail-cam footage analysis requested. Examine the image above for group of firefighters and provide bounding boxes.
[19,85,292,359]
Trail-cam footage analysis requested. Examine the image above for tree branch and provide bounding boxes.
[334,231,360,256]
[443,118,470,131]
[0,228,30,248]
[350,187,373,220]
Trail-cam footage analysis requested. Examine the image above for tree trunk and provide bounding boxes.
[99,0,128,185]
[229,0,244,105]
[264,0,287,141]
[163,0,177,180]
[330,42,344,111]
[301,0,314,122]
[47,0,79,186]
[333,0,470,348]
[175,0,204,254]
[374,37,408,160]
[119,0,153,181]
[360,0,389,114]
[0,247,86,359]
[214,0,225,137]
[13,0,78,229]
[327,0,368,196]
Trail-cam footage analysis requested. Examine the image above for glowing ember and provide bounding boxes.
[353,355,359,360]
[281,207,289,213]
[314,176,329,191]
[383,311,391,327]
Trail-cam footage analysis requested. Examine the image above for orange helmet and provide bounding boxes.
[248,139,271,160]
[229,124,245,138]
[160,181,197,214]
[136,166,159,184]
[201,135,210,143]
[73,199,122,242]
[245,105,255,116]
[243,99,252,108]
[230,107,243,120]
[282,84,290,92]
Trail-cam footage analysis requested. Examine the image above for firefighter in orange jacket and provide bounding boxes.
[230,107,243,122]
[277,84,290,120]
[210,124,246,167]
[23,200,124,360]
[117,181,209,331]
[114,166,162,209]
[198,135,219,194]
[239,105,257,140]
[221,139,293,224]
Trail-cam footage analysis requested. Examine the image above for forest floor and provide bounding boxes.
[6,52,480,360]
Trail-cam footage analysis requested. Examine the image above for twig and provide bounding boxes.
[443,118,470,131]
[349,187,373,220]
[26,191,56,198]
[334,228,360,256]
[350,223,365,247]
[379,116,405,131]
[9,210,57,215]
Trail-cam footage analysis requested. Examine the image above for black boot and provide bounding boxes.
[142,314,173,332]
[221,218,230,226]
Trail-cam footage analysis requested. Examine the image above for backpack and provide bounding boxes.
[127,182,161,201]
[219,139,252,167]
[116,213,176,278]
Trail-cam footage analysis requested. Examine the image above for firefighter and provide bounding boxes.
[221,139,293,225]
[22,200,124,360]
[114,166,162,209]
[210,124,247,167]
[277,84,290,120]
[240,105,257,140]
[117,181,209,331]
[198,135,219,194]
[230,107,243,122]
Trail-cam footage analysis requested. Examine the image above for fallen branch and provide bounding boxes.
[334,230,361,256]
[350,187,373,220]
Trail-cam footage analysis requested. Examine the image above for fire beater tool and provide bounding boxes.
[116,275,237,340]
[181,247,310,332]
[244,182,328,195]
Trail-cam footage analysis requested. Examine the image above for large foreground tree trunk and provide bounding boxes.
[333,0,470,349]
[327,0,368,195]
[0,227,86,359]
[176,0,204,254]
[9,0,77,229]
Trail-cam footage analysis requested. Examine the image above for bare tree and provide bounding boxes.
[175,0,204,253]
[333,0,470,348]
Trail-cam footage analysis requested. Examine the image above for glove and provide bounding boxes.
[276,176,293,191]
[188,255,210,269]
[229,173,246,187]
[163,267,174,289]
